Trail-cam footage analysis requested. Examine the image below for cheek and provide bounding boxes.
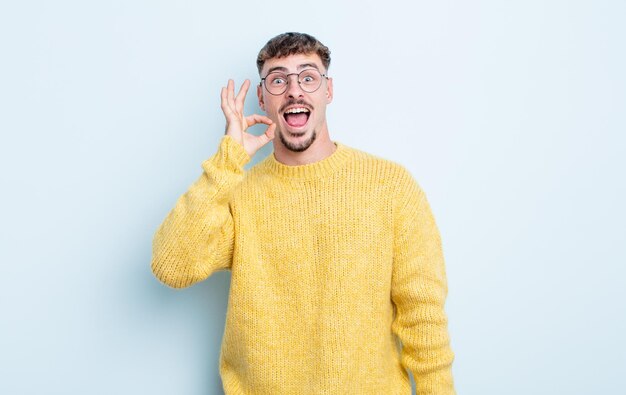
[264,98,280,115]
[266,106,282,124]
[270,105,281,119]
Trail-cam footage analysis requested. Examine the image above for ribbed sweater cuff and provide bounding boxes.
[202,135,251,174]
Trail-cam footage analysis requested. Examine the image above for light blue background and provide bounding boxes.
[1,1,624,394]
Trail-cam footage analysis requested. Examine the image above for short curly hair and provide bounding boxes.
[256,32,331,74]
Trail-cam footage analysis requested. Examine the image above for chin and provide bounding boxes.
[278,128,317,153]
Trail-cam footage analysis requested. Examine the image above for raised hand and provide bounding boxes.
[220,79,276,158]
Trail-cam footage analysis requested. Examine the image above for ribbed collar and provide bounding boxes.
[260,141,351,180]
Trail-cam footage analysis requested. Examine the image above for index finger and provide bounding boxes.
[245,114,273,127]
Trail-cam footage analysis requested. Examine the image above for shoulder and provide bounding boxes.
[342,144,429,214]
[340,143,422,191]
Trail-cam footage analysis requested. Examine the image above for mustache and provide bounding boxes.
[279,99,314,113]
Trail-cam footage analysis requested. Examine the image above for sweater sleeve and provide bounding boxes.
[151,135,251,289]
[391,169,456,394]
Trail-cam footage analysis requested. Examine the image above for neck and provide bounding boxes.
[273,127,336,166]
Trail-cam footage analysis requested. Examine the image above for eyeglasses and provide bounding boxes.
[260,69,328,96]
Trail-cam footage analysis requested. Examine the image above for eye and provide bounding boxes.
[300,70,319,85]
[271,77,286,86]
[266,72,288,86]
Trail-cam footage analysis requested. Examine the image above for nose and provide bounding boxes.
[285,74,304,98]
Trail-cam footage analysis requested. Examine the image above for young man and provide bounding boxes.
[152,32,456,394]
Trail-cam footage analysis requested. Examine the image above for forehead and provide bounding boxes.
[261,53,325,75]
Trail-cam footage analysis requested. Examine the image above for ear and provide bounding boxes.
[257,84,265,112]
[325,77,334,104]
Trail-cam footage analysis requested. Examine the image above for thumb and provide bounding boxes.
[245,123,276,156]
[264,122,276,140]
[253,122,276,150]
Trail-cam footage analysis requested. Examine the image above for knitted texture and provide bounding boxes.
[152,135,455,394]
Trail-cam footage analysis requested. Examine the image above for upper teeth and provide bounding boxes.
[285,108,310,114]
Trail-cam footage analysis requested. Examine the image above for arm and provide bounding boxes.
[151,135,250,288]
[151,79,276,289]
[391,169,456,394]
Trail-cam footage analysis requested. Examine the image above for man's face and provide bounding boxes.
[257,53,333,152]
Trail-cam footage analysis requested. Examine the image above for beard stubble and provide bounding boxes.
[278,128,317,153]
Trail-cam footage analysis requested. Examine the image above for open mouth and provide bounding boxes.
[283,107,310,128]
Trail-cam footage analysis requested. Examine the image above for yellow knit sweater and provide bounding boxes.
[152,135,455,394]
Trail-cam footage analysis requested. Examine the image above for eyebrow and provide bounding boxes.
[265,63,321,75]
[297,63,320,71]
